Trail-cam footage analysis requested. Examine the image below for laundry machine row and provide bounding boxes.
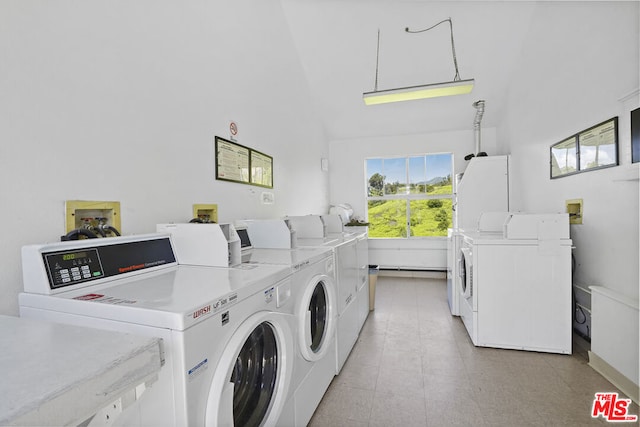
[18,233,299,427]
[160,221,339,427]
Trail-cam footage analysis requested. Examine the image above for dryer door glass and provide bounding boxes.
[309,281,328,353]
[459,253,467,294]
[231,322,278,427]
[460,248,473,299]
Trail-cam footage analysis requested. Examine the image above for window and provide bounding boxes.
[550,117,618,178]
[632,108,639,164]
[366,153,453,238]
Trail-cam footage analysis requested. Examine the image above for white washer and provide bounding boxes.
[287,215,362,374]
[353,231,370,333]
[459,213,573,354]
[241,245,337,427]
[18,234,297,427]
[447,228,463,316]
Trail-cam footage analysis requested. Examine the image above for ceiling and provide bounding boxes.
[281,1,539,141]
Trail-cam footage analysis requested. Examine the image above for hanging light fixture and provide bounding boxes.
[363,18,474,106]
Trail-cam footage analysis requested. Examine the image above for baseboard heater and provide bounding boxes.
[378,266,446,272]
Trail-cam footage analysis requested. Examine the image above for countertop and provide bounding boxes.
[0,314,163,426]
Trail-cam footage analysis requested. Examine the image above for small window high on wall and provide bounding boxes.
[365,153,453,238]
[631,108,639,164]
[550,117,619,179]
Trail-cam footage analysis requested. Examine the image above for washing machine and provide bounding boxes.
[459,213,573,354]
[353,231,370,333]
[325,214,370,335]
[18,234,298,427]
[183,219,338,426]
[447,228,462,316]
[241,244,337,427]
[286,215,363,374]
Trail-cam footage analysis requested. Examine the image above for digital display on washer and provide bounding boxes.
[236,228,252,249]
[43,237,176,290]
[44,249,104,289]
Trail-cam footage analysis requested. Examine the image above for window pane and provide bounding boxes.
[408,156,426,194]
[367,200,407,238]
[551,137,577,177]
[383,158,407,195]
[409,199,452,237]
[366,158,384,196]
[425,153,453,194]
[579,120,617,170]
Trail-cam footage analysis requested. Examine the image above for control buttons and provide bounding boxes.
[81,265,91,279]
[56,267,94,284]
[60,269,71,283]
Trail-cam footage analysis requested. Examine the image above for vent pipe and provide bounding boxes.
[473,100,485,156]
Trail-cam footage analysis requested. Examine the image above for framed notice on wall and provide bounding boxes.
[215,137,250,184]
[215,136,273,188]
[251,150,273,188]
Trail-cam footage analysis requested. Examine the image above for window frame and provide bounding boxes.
[550,117,619,179]
[365,153,454,239]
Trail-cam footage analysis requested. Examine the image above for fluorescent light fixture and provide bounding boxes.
[363,78,474,105]
[363,19,475,106]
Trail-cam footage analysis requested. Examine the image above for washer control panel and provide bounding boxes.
[44,249,104,289]
[39,237,176,291]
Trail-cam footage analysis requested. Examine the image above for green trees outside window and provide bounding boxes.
[366,154,453,238]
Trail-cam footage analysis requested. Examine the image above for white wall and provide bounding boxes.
[497,2,639,388]
[329,127,497,269]
[0,0,329,315]
[499,1,639,300]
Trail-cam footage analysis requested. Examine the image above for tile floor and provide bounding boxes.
[309,276,639,427]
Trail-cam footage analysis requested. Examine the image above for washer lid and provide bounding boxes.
[242,246,332,270]
[19,264,291,331]
[297,232,356,249]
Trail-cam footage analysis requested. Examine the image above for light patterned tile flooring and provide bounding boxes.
[308,276,639,427]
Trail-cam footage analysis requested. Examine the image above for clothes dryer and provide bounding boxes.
[459,213,573,354]
[18,234,297,427]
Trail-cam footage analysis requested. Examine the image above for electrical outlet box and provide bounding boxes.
[65,200,121,234]
[566,199,583,224]
[192,204,218,223]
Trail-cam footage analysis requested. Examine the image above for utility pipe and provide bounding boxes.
[473,100,485,156]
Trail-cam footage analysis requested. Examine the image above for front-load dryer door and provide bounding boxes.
[460,247,473,299]
[298,274,337,362]
[206,311,294,427]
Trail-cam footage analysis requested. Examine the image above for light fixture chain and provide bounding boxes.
[406,18,462,82]
[374,29,380,92]
[448,19,461,81]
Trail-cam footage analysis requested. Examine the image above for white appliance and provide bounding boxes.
[241,246,337,427]
[447,228,463,316]
[18,234,298,427]
[447,155,510,317]
[459,213,573,354]
[238,220,339,426]
[453,155,509,230]
[354,231,370,333]
[286,215,366,374]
